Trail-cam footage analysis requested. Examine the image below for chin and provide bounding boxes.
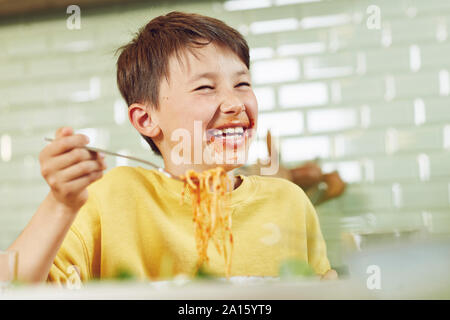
[202,142,249,170]
[221,162,245,172]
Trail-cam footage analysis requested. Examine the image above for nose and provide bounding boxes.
[220,102,245,115]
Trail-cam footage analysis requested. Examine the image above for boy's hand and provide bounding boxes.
[320,269,338,280]
[39,127,107,213]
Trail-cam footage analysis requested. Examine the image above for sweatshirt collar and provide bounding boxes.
[135,166,257,207]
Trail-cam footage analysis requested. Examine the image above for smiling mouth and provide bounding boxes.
[205,124,255,150]
[208,126,245,138]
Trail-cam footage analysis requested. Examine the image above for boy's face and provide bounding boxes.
[151,43,258,175]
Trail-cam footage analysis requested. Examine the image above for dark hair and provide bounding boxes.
[116,11,250,156]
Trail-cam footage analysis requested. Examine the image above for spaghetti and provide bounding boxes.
[180,167,234,278]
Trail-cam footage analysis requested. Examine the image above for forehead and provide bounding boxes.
[167,43,248,80]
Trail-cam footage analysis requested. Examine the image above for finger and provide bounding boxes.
[62,170,104,196]
[45,134,90,157]
[96,153,107,168]
[59,159,106,183]
[321,269,338,280]
[96,151,105,161]
[55,127,73,139]
[45,147,99,172]
[55,159,102,183]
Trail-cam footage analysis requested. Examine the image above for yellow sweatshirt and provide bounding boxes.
[47,166,330,283]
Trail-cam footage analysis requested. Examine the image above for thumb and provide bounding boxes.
[55,126,73,139]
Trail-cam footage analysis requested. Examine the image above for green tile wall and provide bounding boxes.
[1,0,450,269]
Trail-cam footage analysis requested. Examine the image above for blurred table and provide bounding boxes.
[3,238,450,300]
[2,278,374,300]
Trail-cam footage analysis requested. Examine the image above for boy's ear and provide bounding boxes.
[128,103,161,138]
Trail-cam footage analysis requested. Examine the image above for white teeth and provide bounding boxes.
[235,127,244,134]
[210,126,245,138]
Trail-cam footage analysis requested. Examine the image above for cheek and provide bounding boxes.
[190,97,219,127]
[244,92,258,124]
[162,96,205,129]
[249,95,258,113]
[167,102,217,138]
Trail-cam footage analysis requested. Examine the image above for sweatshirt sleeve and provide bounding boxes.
[303,194,331,276]
[46,188,102,285]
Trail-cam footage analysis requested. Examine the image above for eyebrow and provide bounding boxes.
[189,70,249,82]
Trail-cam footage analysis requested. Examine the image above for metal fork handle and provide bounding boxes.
[44,137,182,181]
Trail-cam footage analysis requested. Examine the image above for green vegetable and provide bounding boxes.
[279,259,315,278]
[114,268,136,281]
[194,264,216,279]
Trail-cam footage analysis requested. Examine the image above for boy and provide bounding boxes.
[7,12,336,283]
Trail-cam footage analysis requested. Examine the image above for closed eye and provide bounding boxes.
[194,85,214,91]
[236,82,251,88]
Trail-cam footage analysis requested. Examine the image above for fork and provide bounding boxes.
[44,137,183,181]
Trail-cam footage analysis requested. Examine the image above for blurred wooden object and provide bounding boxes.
[0,0,142,18]
[238,130,346,206]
